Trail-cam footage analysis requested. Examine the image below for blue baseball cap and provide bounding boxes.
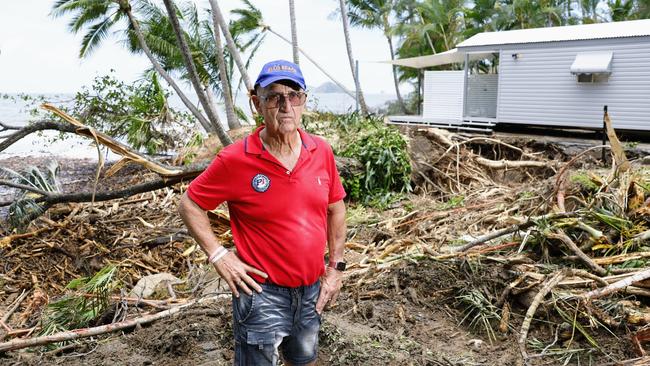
[254,60,306,90]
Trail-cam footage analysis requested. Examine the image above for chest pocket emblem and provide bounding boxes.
[252,173,271,193]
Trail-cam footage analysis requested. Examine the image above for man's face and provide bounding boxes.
[253,83,305,136]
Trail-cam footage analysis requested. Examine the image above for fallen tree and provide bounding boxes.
[0,105,362,211]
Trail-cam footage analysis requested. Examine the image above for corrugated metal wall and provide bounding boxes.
[495,37,650,130]
[423,71,464,123]
[466,74,498,118]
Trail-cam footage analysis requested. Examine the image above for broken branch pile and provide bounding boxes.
[1,108,649,364]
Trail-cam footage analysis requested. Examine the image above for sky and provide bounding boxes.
[0,0,407,96]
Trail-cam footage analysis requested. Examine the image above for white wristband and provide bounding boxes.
[208,247,228,264]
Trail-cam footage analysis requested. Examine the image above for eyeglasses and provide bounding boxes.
[260,91,307,109]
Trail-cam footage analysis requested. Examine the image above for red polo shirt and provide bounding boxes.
[187,127,346,287]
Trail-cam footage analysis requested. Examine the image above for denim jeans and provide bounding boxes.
[232,281,321,366]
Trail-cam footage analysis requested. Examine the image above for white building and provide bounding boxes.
[387,19,650,132]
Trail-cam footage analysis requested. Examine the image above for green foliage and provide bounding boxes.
[570,172,601,192]
[40,265,119,341]
[1,162,61,231]
[335,114,412,208]
[437,195,465,210]
[70,71,195,154]
[455,288,502,343]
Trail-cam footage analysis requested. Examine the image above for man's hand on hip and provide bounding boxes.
[214,252,267,297]
[316,267,343,314]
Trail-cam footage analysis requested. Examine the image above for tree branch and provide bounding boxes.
[0,105,361,207]
[0,120,77,153]
[0,121,22,132]
[0,180,53,197]
[450,212,578,252]
[547,229,607,276]
[0,294,228,352]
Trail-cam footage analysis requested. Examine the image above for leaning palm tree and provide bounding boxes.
[347,0,405,112]
[209,4,240,130]
[132,2,257,128]
[161,0,231,145]
[209,0,254,91]
[338,0,369,115]
[50,0,230,144]
[289,0,300,64]
[231,0,355,98]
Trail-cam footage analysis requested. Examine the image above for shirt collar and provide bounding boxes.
[245,126,317,155]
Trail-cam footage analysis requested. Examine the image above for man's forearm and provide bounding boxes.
[178,192,224,257]
[327,200,347,262]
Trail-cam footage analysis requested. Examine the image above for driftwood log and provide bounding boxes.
[0,294,228,353]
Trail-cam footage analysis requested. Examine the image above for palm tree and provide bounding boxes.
[634,0,650,19]
[209,0,254,91]
[161,0,231,145]
[289,0,300,64]
[208,4,240,130]
[50,0,227,142]
[338,0,370,115]
[347,0,405,112]
[135,2,260,124]
[578,0,602,23]
[608,0,636,20]
[463,0,499,37]
[231,1,355,98]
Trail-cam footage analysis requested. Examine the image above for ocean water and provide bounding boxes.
[0,92,395,159]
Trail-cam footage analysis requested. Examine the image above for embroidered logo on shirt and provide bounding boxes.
[251,173,271,193]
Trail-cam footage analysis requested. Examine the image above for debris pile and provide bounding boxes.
[1,114,650,364]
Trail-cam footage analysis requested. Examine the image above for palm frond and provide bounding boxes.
[2,163,61,230]
[79,14,116,57]
[40,265,118,344]
[67,2,111,32]
[51,0,107,18]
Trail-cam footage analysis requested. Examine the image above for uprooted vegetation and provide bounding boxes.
[2,111,650,365]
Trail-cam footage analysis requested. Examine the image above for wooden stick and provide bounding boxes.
[0,290,28,325]
[1,228,54,248]
[0,320,11,332]
[582,268,650,300]
[475,157,549,169]
[0,294,228,352]
[451,212,577,252]
[593,251,650,266]
[518,271,565,362]
[547,230,607,276]
[3,327,36,339]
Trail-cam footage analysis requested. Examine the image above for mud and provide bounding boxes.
[1,261,632,365]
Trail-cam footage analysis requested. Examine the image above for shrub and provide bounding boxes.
[335,114,412,207]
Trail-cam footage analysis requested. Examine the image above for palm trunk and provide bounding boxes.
[210,7,240,130]
[386,34,405,113]
[124,9,214,134]
[161,0,231,146]
[209,0,253,91]
[265,27,355,99]
[289,0,299,64]
[205,86,225,131]
[338,0,369,115]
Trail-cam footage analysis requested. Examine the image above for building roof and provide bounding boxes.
[382,48,494,69]
[457,19,650,49]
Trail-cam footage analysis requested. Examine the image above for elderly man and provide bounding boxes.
[178,59,347,366]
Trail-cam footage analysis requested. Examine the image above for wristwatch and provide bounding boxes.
[328,261,347,271]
